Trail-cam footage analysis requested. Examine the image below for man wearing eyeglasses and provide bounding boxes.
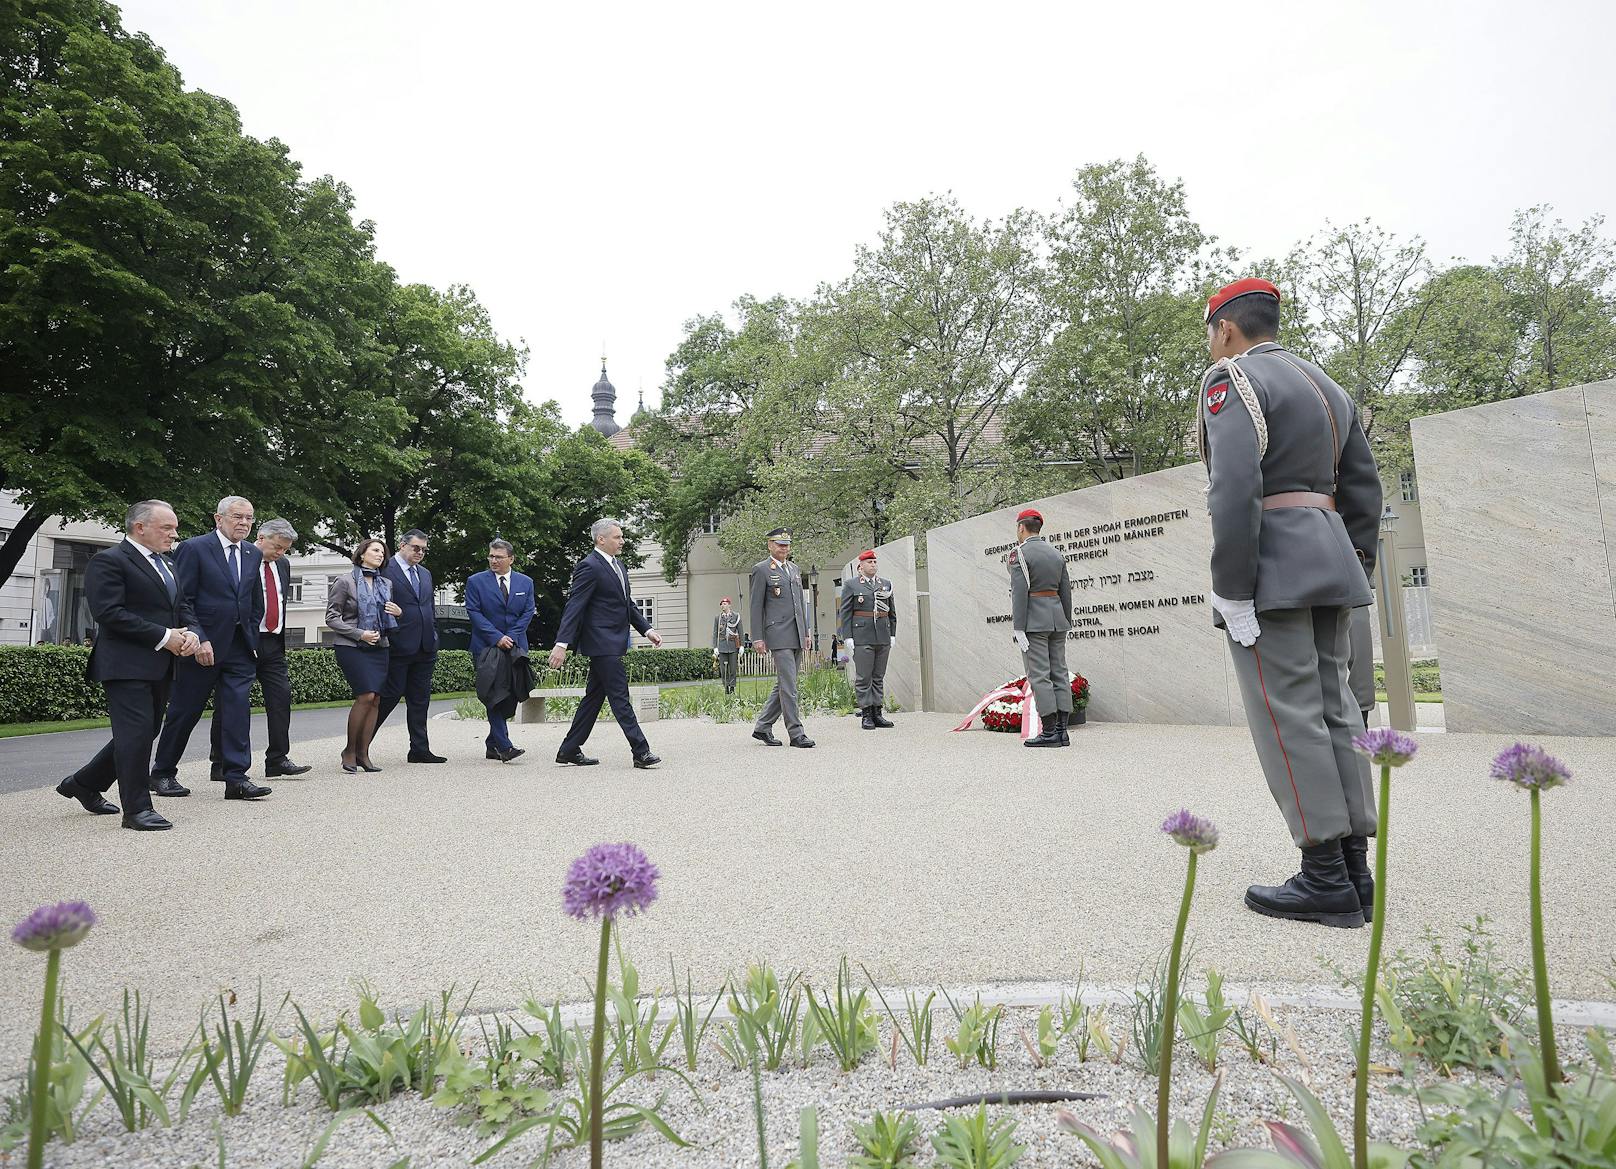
[376,529,445,763]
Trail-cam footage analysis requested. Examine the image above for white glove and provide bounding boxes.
[712,649,718,658]
[843,638,854,655]
[1211,592,1261,647]
[1012,630,1029,653]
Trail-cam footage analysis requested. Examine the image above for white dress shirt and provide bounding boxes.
[127,536,179,650]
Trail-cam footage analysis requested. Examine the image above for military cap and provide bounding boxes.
[857,549,876,562]
[1016,508,1043,524]
[765,528,792,544]
[1205,277,1281,323]
[720,596,732,604]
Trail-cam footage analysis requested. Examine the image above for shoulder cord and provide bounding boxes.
[1196,351,1269,469]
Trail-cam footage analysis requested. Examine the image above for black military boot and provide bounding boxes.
[860,706,878,730]
[870,704,894,728]
[1023,714,1062,748]
[1244,841,1365,929]
[1057,711,1070,746]
[1341,835,1374,923]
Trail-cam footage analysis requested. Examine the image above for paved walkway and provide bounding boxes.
[1,713,1610,1059]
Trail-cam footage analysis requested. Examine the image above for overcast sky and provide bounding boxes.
[119,0,1615,428]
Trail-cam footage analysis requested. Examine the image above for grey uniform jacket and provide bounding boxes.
[1009,537,1073,634]
[1200,342,1382,621]
[837,575,897,647]
[749,559,810,650]
[712,613,745,653]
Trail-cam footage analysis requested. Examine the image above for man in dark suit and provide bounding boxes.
[208,517,309,780]
[375,528,444,763]
[57,500,201,831]
[149,495,273,801]
[549,518,663,769]
[464,538,536,763]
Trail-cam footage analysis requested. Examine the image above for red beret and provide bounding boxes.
[1016,508,1042,524]
[858,549,876,562]
[1205,277,1281,324]
[720,596,731,604]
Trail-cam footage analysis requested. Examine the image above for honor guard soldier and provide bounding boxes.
[712,597,745,695]
[1199,277,1384,929]
[839,550,897,729]
[749,528,814,748]
[1008,508,1074,747]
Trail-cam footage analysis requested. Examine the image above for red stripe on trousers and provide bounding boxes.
[1253,644,1310,844]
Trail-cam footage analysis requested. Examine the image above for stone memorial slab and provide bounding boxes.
[1412,379,1616,735]
[925,463,1242,725]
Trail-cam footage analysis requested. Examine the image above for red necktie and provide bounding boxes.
[264,561,279,632]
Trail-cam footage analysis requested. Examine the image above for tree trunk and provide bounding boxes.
[0,502,53,596]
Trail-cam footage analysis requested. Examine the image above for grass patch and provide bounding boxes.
[452,670,889,724]
[0,691,475,738]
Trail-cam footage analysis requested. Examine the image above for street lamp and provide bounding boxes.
[1377,504,1416,732]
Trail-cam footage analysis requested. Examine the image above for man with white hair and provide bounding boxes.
[208,517,309,780]
[549,518,663,768]
[149,495,273,802]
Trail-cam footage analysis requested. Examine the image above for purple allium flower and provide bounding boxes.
[563,843,660,921]
[1161,809,1219,853]
[1352,727,1419,767]
[10,901,96,952]
[1490,743,1571,792]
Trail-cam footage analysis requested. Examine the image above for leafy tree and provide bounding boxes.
[1009,156,1228,484]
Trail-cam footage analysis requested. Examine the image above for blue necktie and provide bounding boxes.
[227,543,239,585]
[150,553,176,596]
[410,564,422,600]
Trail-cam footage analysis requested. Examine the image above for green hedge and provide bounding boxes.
[0,644,715,724]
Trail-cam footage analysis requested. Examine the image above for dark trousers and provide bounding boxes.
[72,677,169,815]
[209,630,291,767]
[152,627,256,783]
[559,654,649,757]
[377,649,436,753]
[717,651,739,693]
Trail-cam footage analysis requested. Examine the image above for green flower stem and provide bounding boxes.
[1355,763,1392,1169]
[590,917,612,1169]
[751,1047,769,1169]
[1529,789,1562,1091]
[1159,850,1196,1169]
[27,947,61,1169]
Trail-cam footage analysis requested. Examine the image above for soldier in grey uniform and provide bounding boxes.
[749,528,814,748]
[1008,507,1074,748]
[838,549,897,730]
[711,597,745,694]
[1199,277,1384,929]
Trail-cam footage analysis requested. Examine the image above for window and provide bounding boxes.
[700,511,721,535]
[285,627,307,648]
[1408,566,1429,588]
[1400,470,1418,503]
[634,597,655,626]
[286,577,304,603]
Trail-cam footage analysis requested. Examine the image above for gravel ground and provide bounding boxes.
[26,992,1604,1169]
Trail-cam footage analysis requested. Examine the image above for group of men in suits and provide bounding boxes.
[57,497,301,831]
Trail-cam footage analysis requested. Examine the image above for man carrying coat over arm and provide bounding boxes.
[549,518,663,768]
[464,538,536,763]
[1198,277,1384,929]
[839,549,896,730]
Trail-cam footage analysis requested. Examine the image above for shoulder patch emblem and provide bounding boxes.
[1206,383,1228,415]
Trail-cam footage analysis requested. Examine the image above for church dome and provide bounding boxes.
[590,359,621,437]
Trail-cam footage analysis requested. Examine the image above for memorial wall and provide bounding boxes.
[924,463,1243,725]
[1411,379,1616,736]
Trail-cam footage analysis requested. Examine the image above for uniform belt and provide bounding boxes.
[853,610,882,618]
[1028,589,1060,597]
[1262,492,1336,511]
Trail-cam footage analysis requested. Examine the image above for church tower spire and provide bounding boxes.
[590,352,621,437]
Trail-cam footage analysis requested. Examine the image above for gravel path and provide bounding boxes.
[2,712,1610,1070]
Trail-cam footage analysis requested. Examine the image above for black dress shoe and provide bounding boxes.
[266,759,311,776]
[556,749,599,766]
[150,776,190,797]
[633,753,661,769]
[341,759,360,774]
[224,780,272,800]
[488,746,524,763]
[57,778,118,815]
[357,760,383,773]
[122,809,172,831]
[406,751,447,764]
[752,729,782,747]
[789,736,815,748]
